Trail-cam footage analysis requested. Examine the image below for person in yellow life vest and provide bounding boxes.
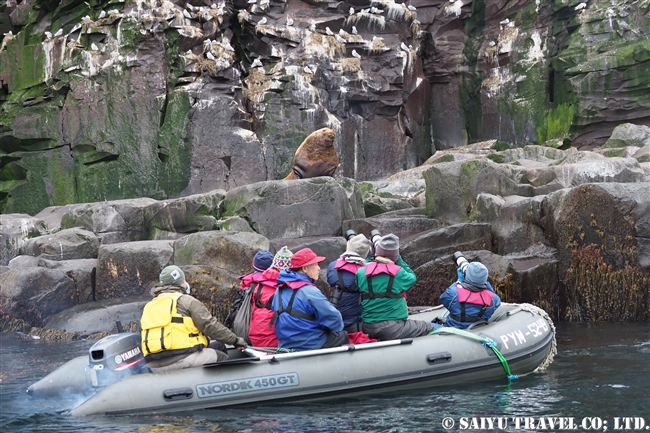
[141,265,247,371]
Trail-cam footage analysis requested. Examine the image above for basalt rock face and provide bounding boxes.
[3,0,646,216]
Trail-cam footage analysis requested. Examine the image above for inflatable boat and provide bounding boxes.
[27,303,556,416]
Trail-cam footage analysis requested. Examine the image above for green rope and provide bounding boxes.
[429,327,518,381]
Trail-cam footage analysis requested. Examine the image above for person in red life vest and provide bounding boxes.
[356,234,434,340]
[326,234,371,333]
[439,261,501,329]
[271,248,349,351]
[141,266,247,372]
[248,247,294,348]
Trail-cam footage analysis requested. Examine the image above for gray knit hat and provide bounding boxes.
[464,262,488,288]
[347,234,371,259]
[159,265,185,287]
[375,234,399,262]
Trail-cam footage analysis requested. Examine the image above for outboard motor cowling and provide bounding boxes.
[88,332,149,387]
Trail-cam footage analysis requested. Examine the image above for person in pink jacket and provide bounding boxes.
[248,247,293,348]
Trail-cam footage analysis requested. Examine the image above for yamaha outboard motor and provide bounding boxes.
[88,332,149,387]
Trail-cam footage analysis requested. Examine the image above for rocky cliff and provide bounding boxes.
[1,0,648,215]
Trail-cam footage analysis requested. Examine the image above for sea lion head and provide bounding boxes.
[284,128,339,180]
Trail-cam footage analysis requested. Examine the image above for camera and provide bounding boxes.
[345,229,358,241]
[329,286,343,306]
[370,229,382,247]
[453,251,470,274]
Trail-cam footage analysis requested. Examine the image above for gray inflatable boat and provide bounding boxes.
[27,303,556,416]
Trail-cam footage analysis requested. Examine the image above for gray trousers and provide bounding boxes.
[148,348,228,372]
[362,319,433,341]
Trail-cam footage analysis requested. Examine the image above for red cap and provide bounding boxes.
[289,248,326,269]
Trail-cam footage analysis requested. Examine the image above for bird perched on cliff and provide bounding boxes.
[325,27,334,35]
[286,16,293,26]
[488,40,496,47]
[308,23,316,31]
[183,9,191,18]
[349,7,355,14]
[185,3,194,10]
[251,58,263,68]
[54,28,63,37]
[351,50,361,59]
[335,34,346,43]
[303,65,314,74]
[44,31,53,39]
[108,9,119,15]
[370,7,384,14]
[248,0,256,3]
[575,2,587,10]
[400,42,409,51]
[408,5,417,11]
[351,26,358,34]
[91,42,99,50]
[206,52,216,60]
[98,10,106,19]
[258,16,267,25]
[499,18,510,25]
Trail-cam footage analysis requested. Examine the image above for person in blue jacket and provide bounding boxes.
[326,234,371,333]
[272,248,349,351]
[439,261,501,329]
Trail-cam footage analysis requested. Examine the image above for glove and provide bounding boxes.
[432,317,445,325]
[456,267,465,282]
[234,337,248,350]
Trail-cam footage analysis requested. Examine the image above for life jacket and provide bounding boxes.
[449,283,494,323]
[361,262,404,301]
[140,292,208,361]
[333,259,362,293]
[269,281,317,326]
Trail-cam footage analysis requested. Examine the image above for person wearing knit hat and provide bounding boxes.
[439,260,501,329]
[326,234,371,333]
[140,266,248,372]
[242,247,295,348]
[272,248,349,351]
[271,246,293,270]
[356,233,434,341]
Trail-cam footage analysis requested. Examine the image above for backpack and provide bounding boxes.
[225,284,256,343]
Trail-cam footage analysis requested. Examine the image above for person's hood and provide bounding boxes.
[277,269,313,286]
[153,284,184,295]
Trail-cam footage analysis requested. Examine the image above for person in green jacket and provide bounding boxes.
[356,234,434,340]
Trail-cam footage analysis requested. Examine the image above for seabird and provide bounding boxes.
[98,10,106,19]
[211,3,217,8]
[54,28,63,37]
[45,31,53,39]
[91,42,99,50]
[400,42,409,51]
[185,49,192,54]
[361,8,370,13]
[408,5,417,11]
[488,40,496,47]
[325,27,334,35]
[183,9,191,18]
[286,17,293,26]
[335,34,346,43]
[3,30,12,36]
[349,7,355,14]
[308,23,316,31]
[499,18,510,25]
[186,3,194,10]
[258,16,267,25]
[351,26,358,34]
[303,65,313,74]
[506,21,514,27]
[248,0,256,3]
[370,7,384,14]
[251,58,263,68]
[206,52,215,60]
[108,9,118,14]
[575,2,586,10]
[351,50,361,58]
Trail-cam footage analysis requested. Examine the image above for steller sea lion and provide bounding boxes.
[283,128,339,180]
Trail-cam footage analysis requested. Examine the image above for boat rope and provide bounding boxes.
[248,346,296,354]
[507,302,557,372]
[429,327,518,381]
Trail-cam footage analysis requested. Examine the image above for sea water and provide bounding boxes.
[1,323,648,433]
